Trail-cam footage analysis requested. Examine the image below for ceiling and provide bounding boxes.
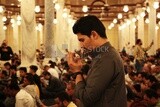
[0,0,160,25]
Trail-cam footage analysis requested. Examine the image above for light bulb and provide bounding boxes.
[55,3,60,10]
[123,5,129,12]
[118,13,122,19]
[35,6,40,13]
[82,5,88,12]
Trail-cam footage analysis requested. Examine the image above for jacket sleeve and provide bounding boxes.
[75,57,116,106]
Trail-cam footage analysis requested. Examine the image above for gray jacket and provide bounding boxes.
[75,42,127,107]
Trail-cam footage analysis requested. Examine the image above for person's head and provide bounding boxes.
[4,62,11,70]
[66,81,75,96]
[23,73,35,87]
[1,70,8,78]
[19,67,27,77]
[73,15,107,50]
[1,40,8,47]
[136,39,142,45]
[29,65,38,74]
[56,91,72,107]
[10,65,17,74]
[143,89,159,106]
[42,71,51,80]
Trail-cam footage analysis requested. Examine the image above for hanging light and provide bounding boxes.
[123,5,129,12]
[146,6,150,13]
[117,13,123,19]
[2,16,7,22]
[126,20,131,25]
[55,3,60,11]
[113,19,117,24]
[0,6,4,13]
[10,19,15,23]
[17,20,21,25]
[17,15,21,20]
[140,12,146,17]
[136,15,140,20]
[35,6,40,13]
[53,18,58,24]
[132,17,137,22]
[155,25,159,30]
[82,5,88,13]
[53,0,57,4]
[157,12,160,19]
[153,1,159,9]
[3,26,7,30]
[145,18,149,23]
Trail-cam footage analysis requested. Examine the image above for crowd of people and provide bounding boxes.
[0,15,160,107]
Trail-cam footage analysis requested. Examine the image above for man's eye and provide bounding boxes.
[79,39,84,42]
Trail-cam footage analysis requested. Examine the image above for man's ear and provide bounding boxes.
[91,31,98,40]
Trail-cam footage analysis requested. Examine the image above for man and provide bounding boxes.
[53,91,77,107]
[0,40,13,61]
[67,15,127,107]
[41,71,65,106]
[29,65,42,98]
[134,39,153,72]
[19,67,27,85]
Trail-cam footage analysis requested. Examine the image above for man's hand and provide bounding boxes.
[67,52,83,73]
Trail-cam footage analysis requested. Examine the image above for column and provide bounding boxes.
[44,0,55,58]
[129,15,136,47]
[137,8,145,42]
[0,15,5,43]
[21,0,37,66]
[12,16,19,53]
[148,0,157,55]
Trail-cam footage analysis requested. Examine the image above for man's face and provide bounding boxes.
[77,33,95,51]
[20,70,26,77]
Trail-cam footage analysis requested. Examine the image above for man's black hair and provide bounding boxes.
[73,15,107,38]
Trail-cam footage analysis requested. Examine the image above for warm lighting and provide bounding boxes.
[2,16,7,22]
[55,3,60,10]
[35,6,40,13]
[53,0,57,4]
[118,13,122,19]
[153,1,159,9]
[12,24,15,28]
[110,23,114,27]
[159,21,160,25]
[62,8,68,18]
[17,20,21,25]
[113,19,117,24]
[132,17,137,22]
[123,5,129,12]
[3,26,7,30]
[108,26,112,30]
[140,12,146,17]
[11,19,15,23]
[0,6,4,13]
[145,18,149,23]
[53,18,58,24]
[136,15,140,20]
[146,6,150,13]
[157,12,160,19]
[126,20,131,25]
[82,5,88,12]
[17,15,21,20]
[155,25,159,30]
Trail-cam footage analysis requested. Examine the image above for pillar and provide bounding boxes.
[21,0,37,66]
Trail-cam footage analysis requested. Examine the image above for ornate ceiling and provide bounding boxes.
[0,0,160,25]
